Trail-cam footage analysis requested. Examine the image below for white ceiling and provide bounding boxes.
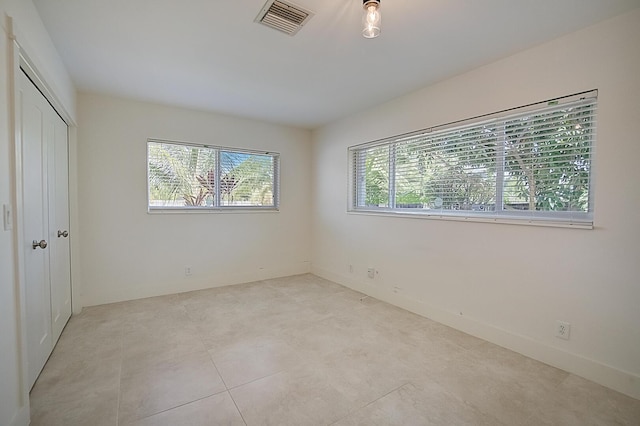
[34,0,639,129]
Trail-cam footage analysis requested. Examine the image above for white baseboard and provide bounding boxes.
[83,261,312,307]
[312,264,640,401]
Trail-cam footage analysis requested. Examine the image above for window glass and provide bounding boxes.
[351,93,596,227]
[148,141,279,211]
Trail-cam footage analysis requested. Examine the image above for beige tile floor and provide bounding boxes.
[30,274,640,426]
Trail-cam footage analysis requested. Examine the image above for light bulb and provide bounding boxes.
[362,2,381,39]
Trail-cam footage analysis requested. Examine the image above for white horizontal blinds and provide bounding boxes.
[351,92,596,225]
[354,144,390,208]
[148,140,279,209]
[148,142,217,207]
[219,150,276,207]
[502,99,595,214]
[394,123,499,212]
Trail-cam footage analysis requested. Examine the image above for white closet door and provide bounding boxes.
[49,107,71,344]
[20,71,53,389]
[21,69,72,389]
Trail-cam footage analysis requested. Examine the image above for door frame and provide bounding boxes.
[7,14,80,420]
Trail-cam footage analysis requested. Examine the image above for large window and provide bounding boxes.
[350,92,596,228]
[147,139,279,211]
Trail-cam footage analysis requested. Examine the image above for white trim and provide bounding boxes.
[147,137,280,156]
[311,264,640,400]
[10,24,75,127]
[83,260,313,307]
[147,208,280,214]
[7,15,31,426]
[67,126,82,314]
[347,209,593,230]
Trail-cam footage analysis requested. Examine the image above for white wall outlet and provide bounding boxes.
[3,204,13,231]
[367,268,375,279]
[349,264,354,273]
[185,266,192,276]
[556,320,571,340]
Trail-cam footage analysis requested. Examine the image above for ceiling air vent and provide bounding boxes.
[255,0,314,36]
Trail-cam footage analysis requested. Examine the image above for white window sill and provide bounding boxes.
[148,207,279,214]
[348,208,593,230]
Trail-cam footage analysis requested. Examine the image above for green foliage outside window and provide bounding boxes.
[148,141,277,209]
[355,97,594,218]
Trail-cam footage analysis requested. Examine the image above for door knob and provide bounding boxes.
[57,230,69,238]
[32,239,47,250]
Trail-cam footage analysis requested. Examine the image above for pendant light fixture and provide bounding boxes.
[362,0,381,39]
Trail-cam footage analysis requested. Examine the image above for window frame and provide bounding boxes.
[348,91,597,229]
[147,138,280,213]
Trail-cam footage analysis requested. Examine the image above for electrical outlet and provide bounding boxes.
[185,266,192,276]
[367,268,375,279]
[556,320,571,340]
[349,264,354,273]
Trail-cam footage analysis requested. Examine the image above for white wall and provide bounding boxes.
[311,9,640,399]
[77,93,312,306]
[0,1,75,425]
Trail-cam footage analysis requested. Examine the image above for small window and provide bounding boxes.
[147,139,279,211]
[350,91,596,228]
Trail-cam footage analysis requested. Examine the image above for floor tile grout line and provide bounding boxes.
[206,347,249,426]
[205,349,229,390]
[192,310,247,426]
[227,388,249,426]
[202,318,322,393]
[225,368,290,392]
[203,328,247,425]
[328,381,411,425]
[119,303,228,425]
[124,390,229,425]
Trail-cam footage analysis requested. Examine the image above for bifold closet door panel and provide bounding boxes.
[20,69,72,389]
[20,71,53,389]
[49,111,71,344]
